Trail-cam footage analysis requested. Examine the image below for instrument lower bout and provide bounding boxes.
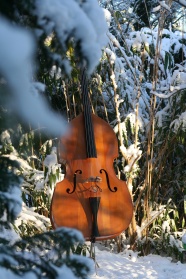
[50,155,133,241]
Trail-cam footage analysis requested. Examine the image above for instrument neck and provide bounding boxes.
[81,68,97,158]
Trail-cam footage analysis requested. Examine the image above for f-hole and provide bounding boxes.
[66,169,82,194]
[100,169,117,192]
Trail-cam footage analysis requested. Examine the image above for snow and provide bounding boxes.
[0,16,68,137]
[159,1,171,12]
[0,268,36,279]
[103,8,111,27]
[0,186,22,218]
[170,111,186,132]
[0,0,107,137]
[182,233,186,244]
[152,5,161,13]
[54,264,78,279]
[89,244,186,279]
[15,202,51,233]
[35,0,108,74]
[0,130,12,145]
[1,1,186,278]
[0,226,20,244]
[105,48,116,64]
[176,0,186,8]
[122,26,186,132]
[0,233,185,279]
[43,147,58,169]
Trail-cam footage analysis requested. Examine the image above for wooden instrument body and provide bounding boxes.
[50,113,133,240]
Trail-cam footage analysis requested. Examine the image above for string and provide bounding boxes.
[81,67,97,158]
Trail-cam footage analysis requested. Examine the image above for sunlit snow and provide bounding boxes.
[89,244,186,279]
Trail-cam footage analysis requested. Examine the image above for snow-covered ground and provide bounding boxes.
[89,245,186,279]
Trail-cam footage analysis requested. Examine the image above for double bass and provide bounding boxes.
[50,69,133,241]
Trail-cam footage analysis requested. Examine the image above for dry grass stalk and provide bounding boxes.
[143,0,173,237]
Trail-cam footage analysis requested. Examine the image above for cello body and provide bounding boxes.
[50,113,133,241]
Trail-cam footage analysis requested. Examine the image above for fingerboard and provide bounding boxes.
[81,68,97,158]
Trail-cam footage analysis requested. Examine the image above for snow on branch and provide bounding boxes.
[159,1,171,12]
[0,1,108,136]
[151,84,186,99]
[120,144,142,174]
[35,0,108,74]
[170,111,186,132]
[173,0,186,8]
[0,17,68,136]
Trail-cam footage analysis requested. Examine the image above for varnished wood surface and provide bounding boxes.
[50,113,133,240]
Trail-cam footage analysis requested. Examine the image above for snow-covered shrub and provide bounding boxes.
[142,203,185,261]
[0,157,22,244]
[90,6,186,254]
[0,151,92,278]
